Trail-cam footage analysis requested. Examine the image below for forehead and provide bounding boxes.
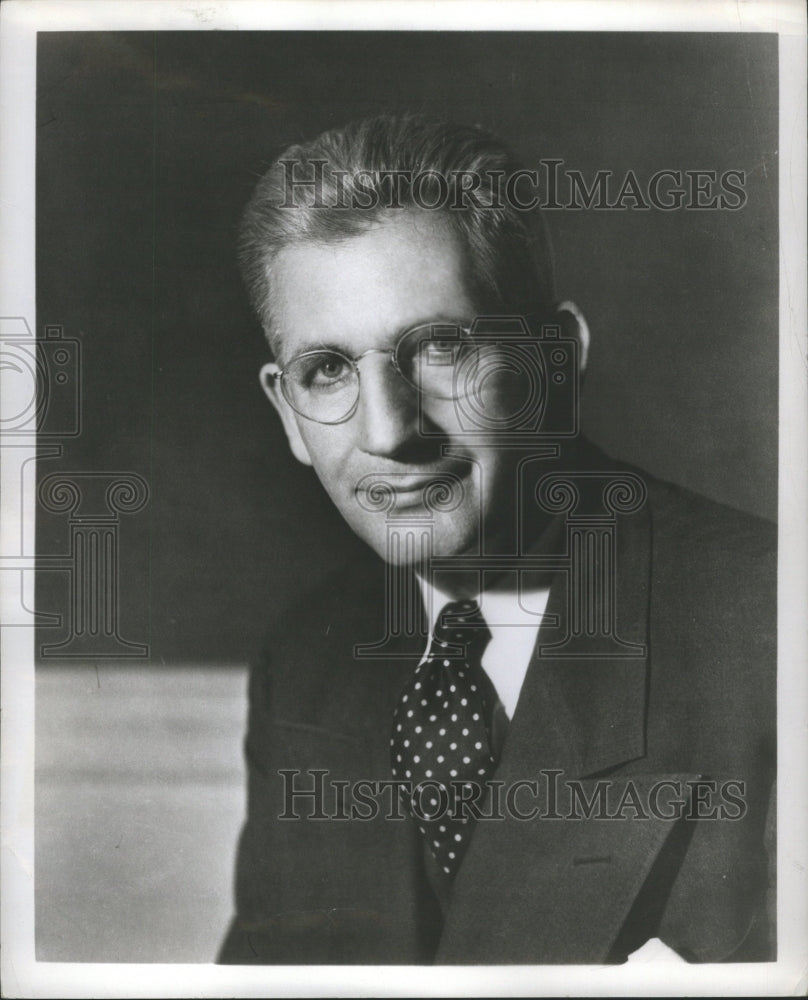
[268,211,477,359]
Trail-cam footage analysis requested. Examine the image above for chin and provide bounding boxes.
[355,522,479,568]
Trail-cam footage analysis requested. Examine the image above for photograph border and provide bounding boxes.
[1,1,805,996]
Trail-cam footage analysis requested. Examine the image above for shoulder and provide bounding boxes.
[572,436,776,562]
[265,551,387,656]
[637,470,776,743]
[646,473,776,561]
[642,473,776,630]
[246,550,395,721]
[579,441,777,710]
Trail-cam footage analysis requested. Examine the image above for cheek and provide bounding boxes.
[476,449,518,505]
[299,420,335,459]
[421,372,539,437]
[418,395,464,433]
[298,425,355,489]
[471,371,540,430]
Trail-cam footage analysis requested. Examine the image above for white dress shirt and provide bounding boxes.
[417,572,550,719]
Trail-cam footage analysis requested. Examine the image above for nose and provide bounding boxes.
[354,353,419,457]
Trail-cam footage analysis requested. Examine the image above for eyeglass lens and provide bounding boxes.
[281,325,487,423]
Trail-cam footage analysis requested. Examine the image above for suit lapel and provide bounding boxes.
[536,487,651,778]
[437,488,693,963]
[436,769,699,963]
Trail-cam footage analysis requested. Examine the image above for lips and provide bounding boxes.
[355,465,472,511]
[389,475,445,493]
[390,480,441,509]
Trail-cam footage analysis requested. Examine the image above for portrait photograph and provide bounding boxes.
[0,1,805,997]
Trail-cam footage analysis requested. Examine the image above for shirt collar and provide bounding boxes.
[416,572,550,634]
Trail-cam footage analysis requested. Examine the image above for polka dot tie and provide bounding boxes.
[390,599,495,878]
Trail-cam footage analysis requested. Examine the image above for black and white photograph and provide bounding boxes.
[1,1,805,996]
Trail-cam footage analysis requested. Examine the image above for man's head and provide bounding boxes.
[240,114,589,564]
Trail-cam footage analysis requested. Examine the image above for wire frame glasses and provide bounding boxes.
[268,322,480,424]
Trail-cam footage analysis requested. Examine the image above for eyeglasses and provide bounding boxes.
[267,321,489,424]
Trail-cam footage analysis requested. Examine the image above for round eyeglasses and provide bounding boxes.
[267,322,484,424]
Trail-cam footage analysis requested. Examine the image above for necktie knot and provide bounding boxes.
[433,599,491,657]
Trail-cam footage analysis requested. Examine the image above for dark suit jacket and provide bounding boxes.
[219,452,776,965]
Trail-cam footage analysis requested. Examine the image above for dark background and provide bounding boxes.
[36,31,778,665]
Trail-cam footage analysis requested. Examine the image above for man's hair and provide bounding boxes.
[239,113,556,354]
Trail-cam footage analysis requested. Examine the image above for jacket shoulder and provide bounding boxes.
[647,475,776,559]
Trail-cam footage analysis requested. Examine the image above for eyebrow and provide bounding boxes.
[283,338,339,357]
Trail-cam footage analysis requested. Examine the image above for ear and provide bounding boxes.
[554,300,590,375]
[259,363,314,467]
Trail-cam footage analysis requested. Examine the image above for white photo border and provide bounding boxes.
[1,1,805,996]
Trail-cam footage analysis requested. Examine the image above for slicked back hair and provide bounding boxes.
[239,113,557,356]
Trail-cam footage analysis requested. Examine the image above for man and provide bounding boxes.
[219,114,775,965]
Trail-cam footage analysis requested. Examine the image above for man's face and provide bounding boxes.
[262,211,525,564]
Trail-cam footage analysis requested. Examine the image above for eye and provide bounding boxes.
[313,356,348,382]
[295,352,353,390]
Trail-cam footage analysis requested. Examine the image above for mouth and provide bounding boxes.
[355,465,473,511]
[390,474,447,492]
[389,478,444,509]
